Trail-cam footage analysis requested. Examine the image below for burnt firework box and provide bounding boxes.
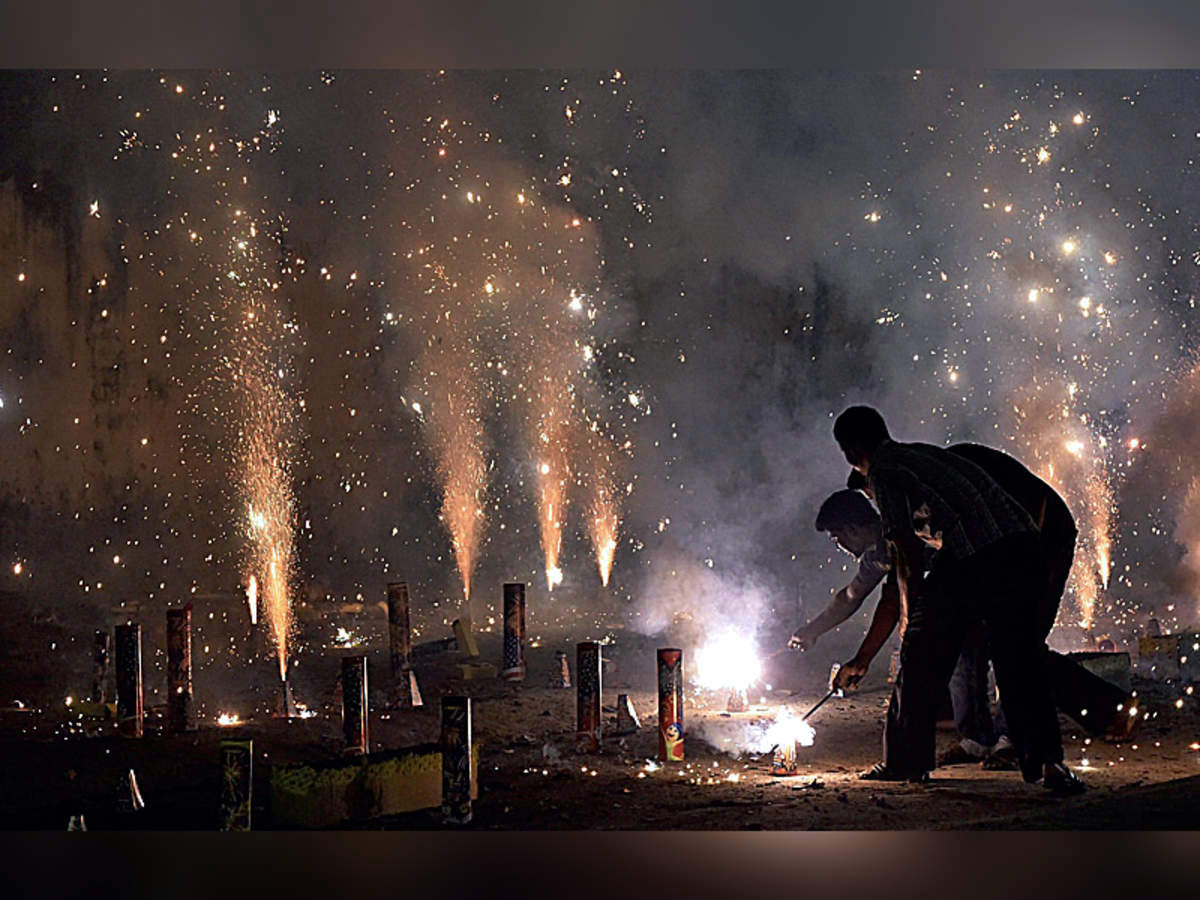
[1138,634,1181,680]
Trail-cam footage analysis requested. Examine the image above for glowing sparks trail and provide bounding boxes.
[534,385,572,592]
[429,376,488,607]
[1009,375,1116,632]
[585,421,621,586]
[588,477,619,587]
[226,213,300,684]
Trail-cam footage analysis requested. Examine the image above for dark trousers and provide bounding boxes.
[883,533,1063,777]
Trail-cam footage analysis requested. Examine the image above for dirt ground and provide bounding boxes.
[4,625,1200,830]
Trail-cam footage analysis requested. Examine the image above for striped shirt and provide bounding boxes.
[868,439,1035,562]
[847,540,893,601]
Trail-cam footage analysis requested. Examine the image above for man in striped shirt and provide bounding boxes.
[831,405,1084,794]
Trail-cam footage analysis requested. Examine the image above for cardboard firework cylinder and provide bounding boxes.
[501,582,526,681]
[657,648,684,762]
[386,582,413,678]
[166,606,197,732]
[341,655,369,755]
[91,630,111,703]
[114,624,143,738]
[441,695,474,825]
[576,641,602,751]
[219,739,253,831]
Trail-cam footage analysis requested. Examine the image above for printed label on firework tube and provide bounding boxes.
[657,648,684,762]
[501,583,526,680]
[219,739,253,831]
[441,696,473,825]
[576,641,601,751]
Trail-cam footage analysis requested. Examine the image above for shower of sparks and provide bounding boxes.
[224,208,301,684]
[1009,376,1116,631]
[428,373,488,609]
[533,386,573,592]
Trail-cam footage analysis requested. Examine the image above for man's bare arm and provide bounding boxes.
[790,586,867,649]
[832,578,900,691]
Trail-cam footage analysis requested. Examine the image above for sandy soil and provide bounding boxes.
[3,626,1199,829]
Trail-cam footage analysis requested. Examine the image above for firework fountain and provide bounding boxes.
[1008,373,1117,633]
[224,211,302,689]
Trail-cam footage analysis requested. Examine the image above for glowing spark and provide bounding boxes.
[1104,251,1117,265]
[217,713,241,726]
[1062,240,1077,255]
[11,562,21,575]
[1073,112,1085,125]
[1028,289,1040,303]
[1037,147,1051,164]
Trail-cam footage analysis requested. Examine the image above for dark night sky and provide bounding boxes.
[3,70,1200,661]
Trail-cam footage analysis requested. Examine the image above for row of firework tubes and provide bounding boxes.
[86,584,691,827]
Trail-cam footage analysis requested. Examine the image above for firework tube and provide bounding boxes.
[114,624,143,738]
[166,606,197,732]
[341,655,369,755]
[501,582,526,681]
[576,641,601,751]
[386,582,412,678]
[91,629,111,703]
[219,739,253,831]
[441,695,473,825]
[657,647,684,762]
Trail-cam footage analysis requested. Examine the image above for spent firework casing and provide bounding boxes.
[219,739,253,831]
[657,648,684,762]
[386,582,413,677]
[501,582,526,681]
[555,649,571,688]
[166,606,197,732]
[576,641,602,751]
[615,692,641,734]
[114,624,143,738]
[341,655,369,754]
[441,695,473,824]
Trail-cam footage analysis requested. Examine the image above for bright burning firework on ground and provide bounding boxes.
[765,707,816,774]
[693,630,764,698]
[216,713,241,727]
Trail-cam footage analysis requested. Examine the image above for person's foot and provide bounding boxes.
[858,762,929,783]
[1041,762,1087,796]
[937,743,985,767]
